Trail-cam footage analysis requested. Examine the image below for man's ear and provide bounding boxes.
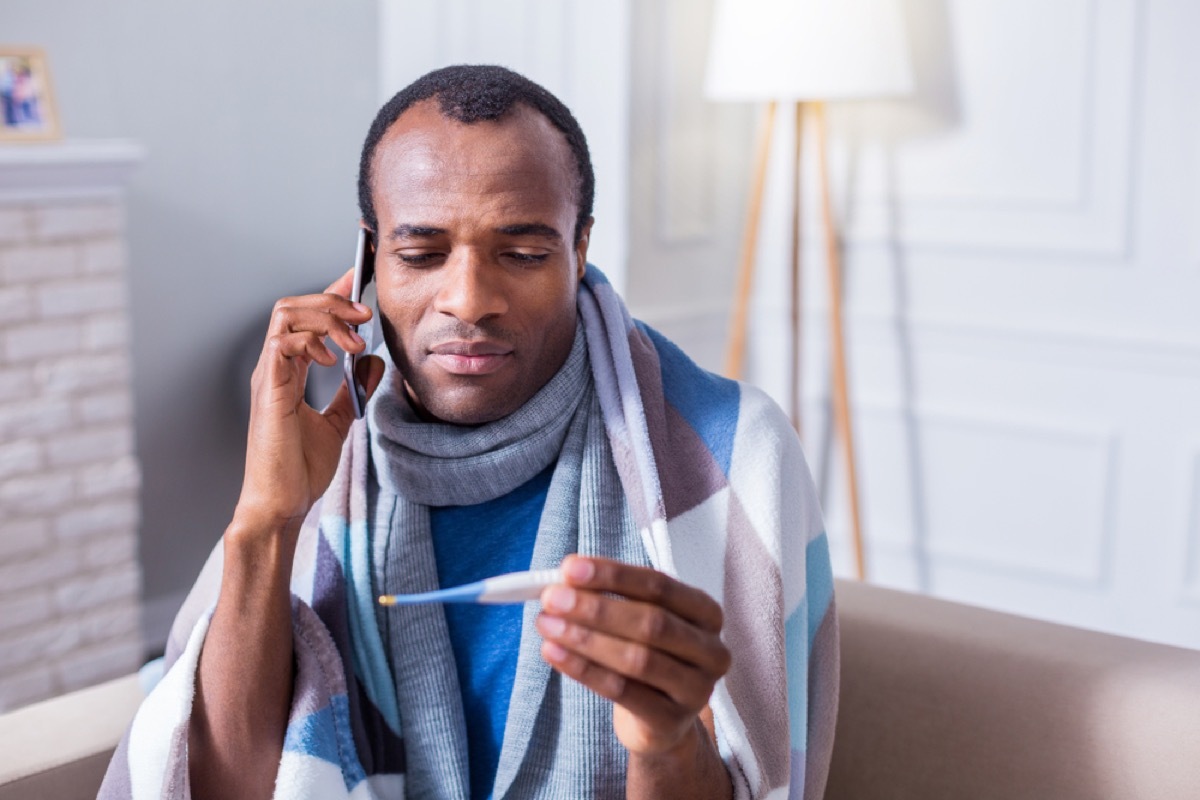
[575,216,594,280]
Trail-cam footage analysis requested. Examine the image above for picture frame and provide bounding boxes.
[0,46,61,142]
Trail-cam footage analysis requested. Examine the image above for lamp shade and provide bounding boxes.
[705,0,913,101]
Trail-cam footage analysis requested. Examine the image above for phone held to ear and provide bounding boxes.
[344,228,375,419]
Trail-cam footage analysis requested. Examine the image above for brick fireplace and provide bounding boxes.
[0,141,144,711]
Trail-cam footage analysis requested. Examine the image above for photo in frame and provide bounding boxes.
[0,47,61,142]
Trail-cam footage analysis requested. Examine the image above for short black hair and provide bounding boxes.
[357,64,594,244]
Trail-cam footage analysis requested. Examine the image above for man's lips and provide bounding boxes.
[427,340,513,376]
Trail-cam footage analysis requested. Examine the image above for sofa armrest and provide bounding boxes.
[827,579,1200,800]
[0,674,143,800]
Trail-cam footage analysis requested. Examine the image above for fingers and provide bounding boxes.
[536,558,732,747]
[268,268,372,354]
[267,300,371,355]
[538,581,728,675]
[272,282,368,326]
[559,556,725,634]
[269,306,367,356]
[540,638,697,728]
[254,283,373,392]
[536,614,715,711]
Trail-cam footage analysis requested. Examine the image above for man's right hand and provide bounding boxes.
[234,268,386,536]
[190,270,385,800]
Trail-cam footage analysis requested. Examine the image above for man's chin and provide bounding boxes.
[405,380,526,426]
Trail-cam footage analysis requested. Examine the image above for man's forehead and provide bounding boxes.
[371,100,577,219]
[377,100,570,174]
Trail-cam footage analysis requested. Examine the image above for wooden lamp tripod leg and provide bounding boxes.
[724,101,777,380]
[725,100,865,579]
[813,101,867,581]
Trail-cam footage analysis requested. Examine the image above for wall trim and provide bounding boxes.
[635,302,1200,378]
[0,140,144,204]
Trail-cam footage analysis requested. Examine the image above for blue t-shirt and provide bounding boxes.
[429,463,553,800]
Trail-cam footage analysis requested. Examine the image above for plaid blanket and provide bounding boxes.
[100,265,838,799]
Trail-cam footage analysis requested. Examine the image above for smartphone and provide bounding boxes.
[344,228,375,419]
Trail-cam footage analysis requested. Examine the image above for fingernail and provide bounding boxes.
[537,615,566,637]
[564,557,594,582]
[348,329,363,345]
[544,586,576,612]
[543,641,568,663]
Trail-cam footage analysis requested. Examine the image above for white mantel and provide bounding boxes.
[0,140,144,204]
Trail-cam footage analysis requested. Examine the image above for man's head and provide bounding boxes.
[358,66,594,426]
[359,65,594,246]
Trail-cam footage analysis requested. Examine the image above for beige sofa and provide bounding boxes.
[4,580,1200,799]
[825,580,1200,799]
[0,673,143,800]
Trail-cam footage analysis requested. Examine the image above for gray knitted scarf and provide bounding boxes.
[366,326,648,800]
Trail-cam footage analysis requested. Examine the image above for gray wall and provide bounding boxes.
[3,0,379,630]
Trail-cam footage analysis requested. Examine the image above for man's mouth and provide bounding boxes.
[427,340,514,376]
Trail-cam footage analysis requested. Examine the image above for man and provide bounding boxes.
[101,65,838,800]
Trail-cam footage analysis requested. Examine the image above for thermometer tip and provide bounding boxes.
[377,595,396,606]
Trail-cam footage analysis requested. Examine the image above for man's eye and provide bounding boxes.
[398,253,442,267]
[505,252,549,264]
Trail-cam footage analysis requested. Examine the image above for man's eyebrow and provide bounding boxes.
[496,223,562,241]
[389,224,446,240]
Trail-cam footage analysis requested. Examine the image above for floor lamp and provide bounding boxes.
[705,0,912,580]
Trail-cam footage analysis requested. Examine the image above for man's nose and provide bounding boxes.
[432,250,508,325]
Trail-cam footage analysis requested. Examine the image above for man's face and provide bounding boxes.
[368,100,590,425]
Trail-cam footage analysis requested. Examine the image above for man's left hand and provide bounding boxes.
[535,555,732,757]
